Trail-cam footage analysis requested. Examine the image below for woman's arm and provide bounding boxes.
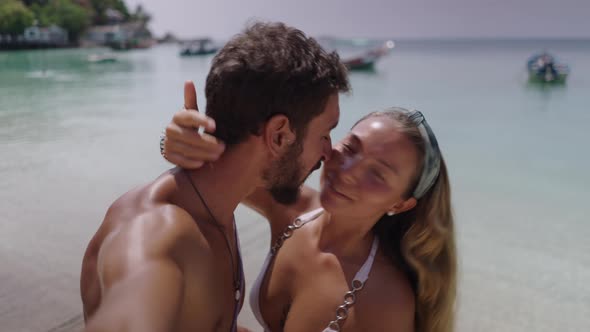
[161,82,225,169]
[162,82,321,223]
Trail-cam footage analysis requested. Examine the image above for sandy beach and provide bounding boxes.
[2,183,589,332]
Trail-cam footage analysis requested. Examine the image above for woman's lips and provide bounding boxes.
[326,178,352,201]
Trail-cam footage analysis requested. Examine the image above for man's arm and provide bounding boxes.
[85,211,193,332]
[85,258,184,332]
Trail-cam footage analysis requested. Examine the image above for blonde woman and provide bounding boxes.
[163,107,457,332]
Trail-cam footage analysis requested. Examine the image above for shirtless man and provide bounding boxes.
[80,22,349,332]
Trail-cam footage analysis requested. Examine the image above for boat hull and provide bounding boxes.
[179,49,218,56]
[528,71,568,84]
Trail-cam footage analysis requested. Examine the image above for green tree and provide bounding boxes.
[22,0,49,6]
[0,0,35,35]
[52,0,90,40]
[32,0,90,41]
[30,3,51,26]
[131,4,150,25]
[110,0,129,18]
[90,0,129,25]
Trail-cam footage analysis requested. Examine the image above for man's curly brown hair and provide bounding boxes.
[205,21,350,146]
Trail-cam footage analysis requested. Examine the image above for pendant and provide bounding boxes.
[235,289,241,301]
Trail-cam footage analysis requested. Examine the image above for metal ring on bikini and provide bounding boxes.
[292,218,303,228]
[336,305,349,320]
[344,291,356,306]
[327,321,340,331]
[283,227,293,238]
[352,279,364,291]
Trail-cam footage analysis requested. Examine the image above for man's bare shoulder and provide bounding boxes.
[96,204,213,289]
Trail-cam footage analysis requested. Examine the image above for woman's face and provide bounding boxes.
[320,116,420,220]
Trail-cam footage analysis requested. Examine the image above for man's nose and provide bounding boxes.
[322,136,333,161]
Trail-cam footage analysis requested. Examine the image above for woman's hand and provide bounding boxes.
[162,81,225,168]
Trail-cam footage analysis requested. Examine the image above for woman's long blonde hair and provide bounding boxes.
[361,109,457,332]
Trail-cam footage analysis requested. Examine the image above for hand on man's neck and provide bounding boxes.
[185,140,267,228]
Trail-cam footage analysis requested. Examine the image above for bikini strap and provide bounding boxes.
[270,208,323,255]
[353,235,379,284]
[323,236,379,332]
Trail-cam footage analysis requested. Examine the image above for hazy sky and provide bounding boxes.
[125,0,590,39]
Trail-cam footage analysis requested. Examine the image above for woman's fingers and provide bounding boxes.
[172,109,216,133]
[162,81,225,169]
[166,122,225,152]
[165,138,223,162]
[184,81,198,110]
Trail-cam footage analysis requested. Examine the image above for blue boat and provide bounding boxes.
[527,53,569,83]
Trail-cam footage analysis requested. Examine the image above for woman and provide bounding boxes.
[163,107,456,332]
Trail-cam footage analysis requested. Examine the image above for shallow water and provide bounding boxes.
[1,40,589,331]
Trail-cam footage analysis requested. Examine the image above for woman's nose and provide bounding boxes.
[338,154,361,185]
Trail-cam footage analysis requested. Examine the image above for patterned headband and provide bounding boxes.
[407,110,441,199]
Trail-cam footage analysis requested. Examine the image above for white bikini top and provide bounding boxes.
[249,208,379,332]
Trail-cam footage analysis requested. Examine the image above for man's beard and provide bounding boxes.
[264,141,306,205]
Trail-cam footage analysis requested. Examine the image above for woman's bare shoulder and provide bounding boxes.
[362,258,416,331]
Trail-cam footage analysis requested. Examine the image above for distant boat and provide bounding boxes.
[527,53,569,83]
[87,54,117,63]
[180,38,219,56]
[338,40,394,71]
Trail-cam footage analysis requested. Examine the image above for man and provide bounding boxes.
[80,22,349,332]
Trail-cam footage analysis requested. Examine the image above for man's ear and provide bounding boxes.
[263,114,296,157]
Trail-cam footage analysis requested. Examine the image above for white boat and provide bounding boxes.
[319,38,394,71]
[87,54,118,63]
[342,40,394,71]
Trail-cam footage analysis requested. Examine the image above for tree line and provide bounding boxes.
[0,0,148,42]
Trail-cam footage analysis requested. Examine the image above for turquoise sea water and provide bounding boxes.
[1,40,589,331]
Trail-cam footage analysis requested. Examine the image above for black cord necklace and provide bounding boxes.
[184,170,242,302]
